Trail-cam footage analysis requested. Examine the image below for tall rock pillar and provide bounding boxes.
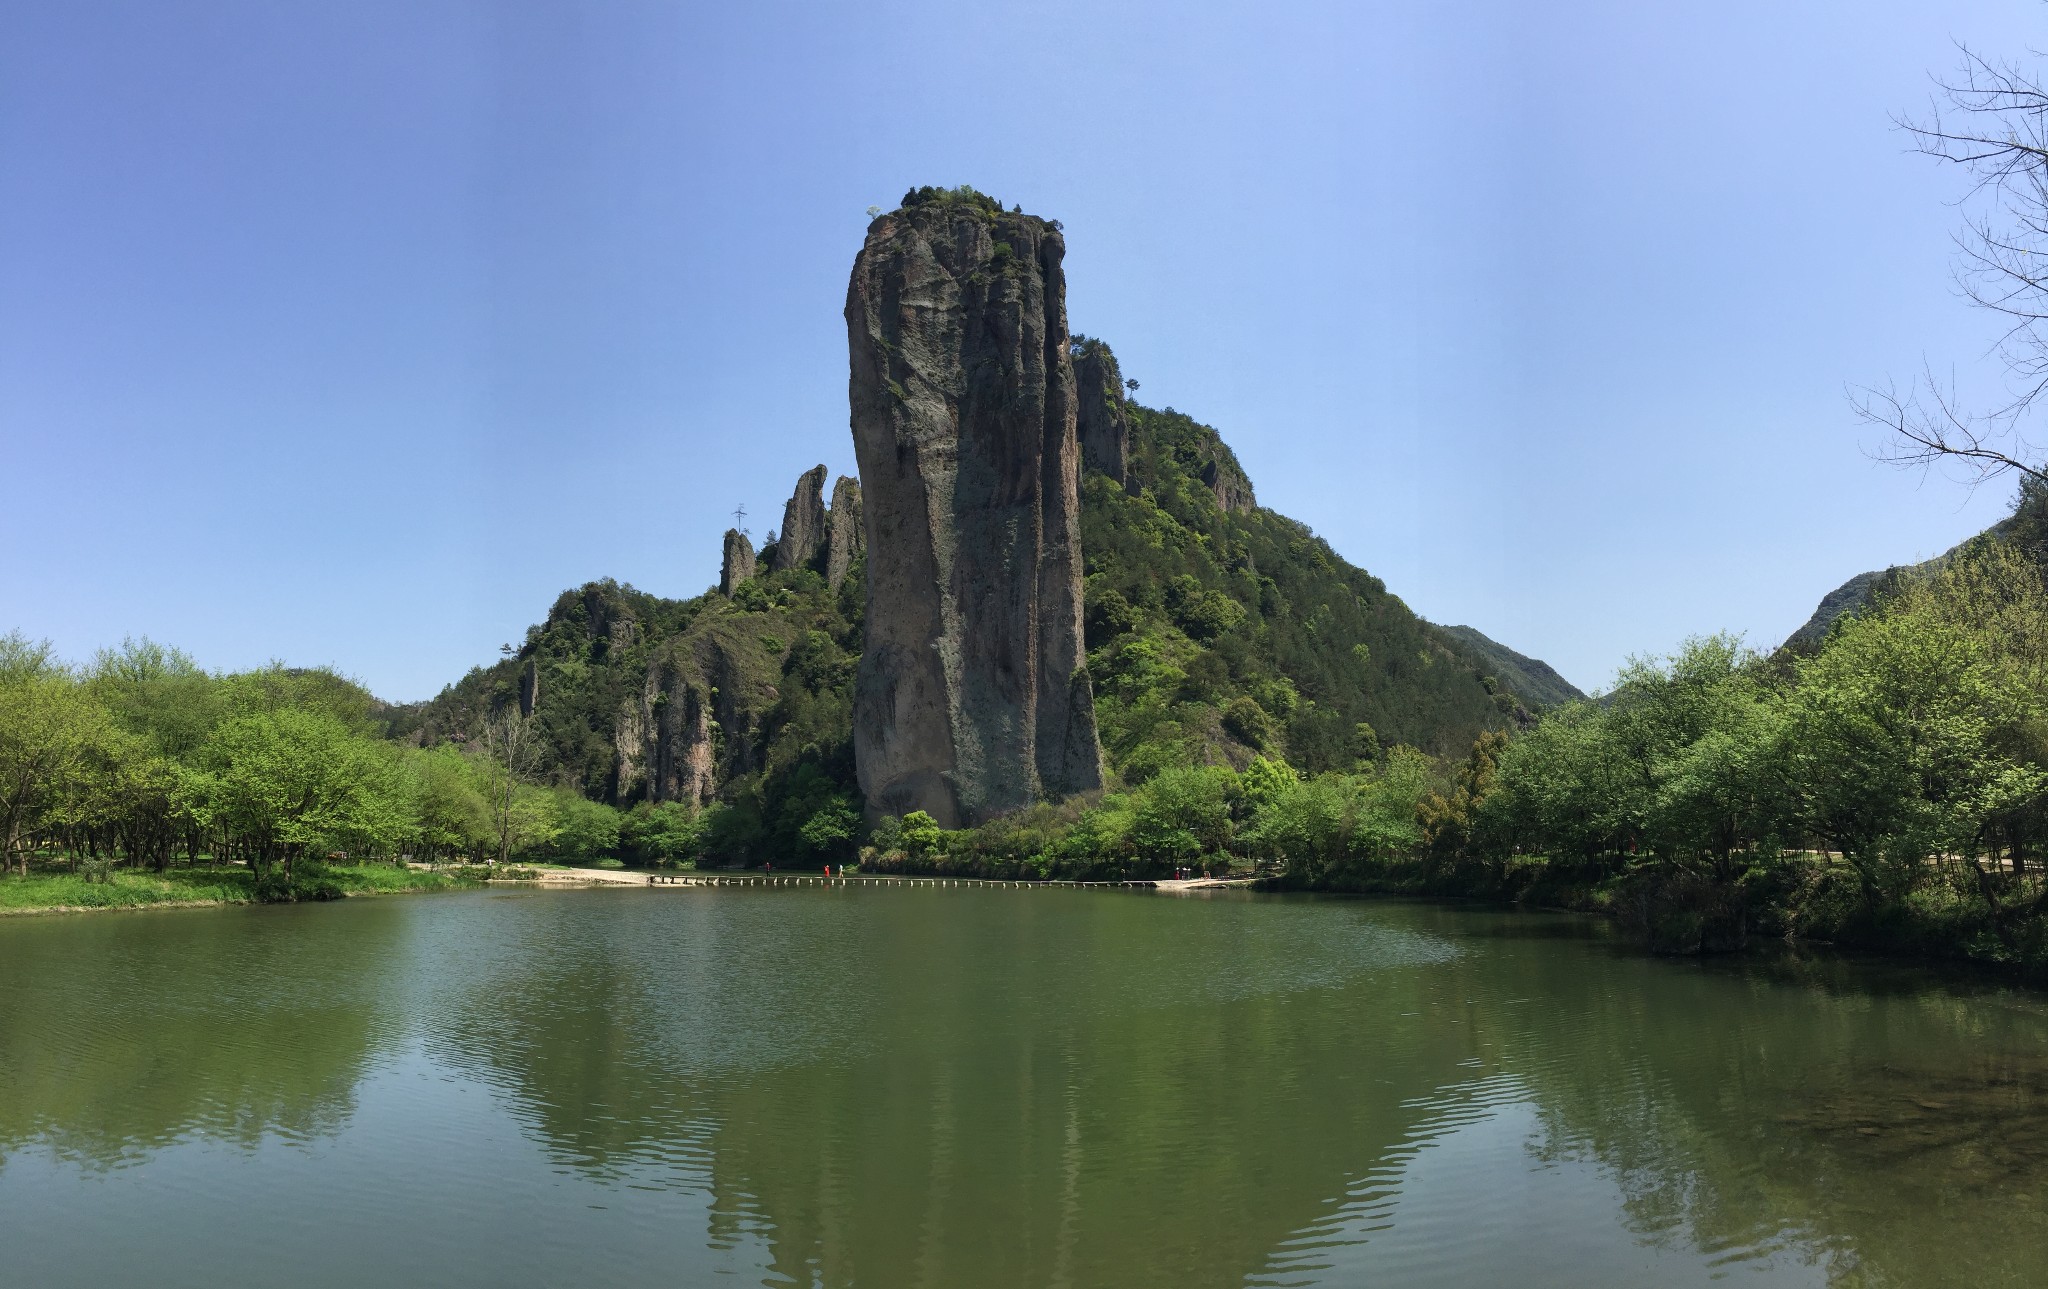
[846,191,1103,826]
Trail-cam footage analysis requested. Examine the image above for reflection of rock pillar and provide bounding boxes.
[518,658,540,717]
[721,529,756,595]
[845,196,1103,827]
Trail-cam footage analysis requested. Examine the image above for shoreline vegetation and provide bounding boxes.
[0,860,487,916]
[11,513,2048,986]
[860,513,2048,985]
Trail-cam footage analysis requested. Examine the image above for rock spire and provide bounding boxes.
[1073,338,1129,485]
[845,190,1103,826]
[827,475,863,589]
[518,657,541,717]
[772,464,830,573]
[720,529,756,595]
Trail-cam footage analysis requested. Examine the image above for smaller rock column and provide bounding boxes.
[1075,339,1130,485]
[827,475,863,589]
[721,529,756,595]
[772,465,830,572]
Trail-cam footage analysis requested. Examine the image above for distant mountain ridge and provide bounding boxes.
[1437,625,1584,710]
[1780,485,2047,652]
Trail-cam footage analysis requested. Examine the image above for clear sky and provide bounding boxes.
[5,0,2044,700]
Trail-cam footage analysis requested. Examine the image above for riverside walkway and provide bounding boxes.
[473,864,1261,893]
[520,867,1261,892]
[646,873,1186,890]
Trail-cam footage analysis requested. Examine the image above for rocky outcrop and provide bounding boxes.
[652,677,715,805]
[772,465,830,573]
[612,696,648,801]
[827,475,863,589]
[1073,338,1129,484]
[1202,452,1255,513]
[845,189,1104,826]
[616,622,784,805]
[582,585,632,647]
[721,529,756,595]
[574,583,637,658]
[517,658,540,717]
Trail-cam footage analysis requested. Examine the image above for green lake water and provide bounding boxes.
[1,884,2044,1287]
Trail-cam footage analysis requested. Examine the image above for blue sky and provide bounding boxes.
[4,0,2044,700]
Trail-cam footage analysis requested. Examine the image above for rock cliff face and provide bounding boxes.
[606,614,782,803]
[827,475,863,588]
[772,465,830,573]
[721,529,756,595]
[581,585,636,655]
[1074,338,1129,485]
[517,658,540,717]
[846,190,1103,826]
[1202,453,1255,514]
[619,626,778,805]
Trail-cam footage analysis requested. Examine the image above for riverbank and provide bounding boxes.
[1289,854,2048,983]
[0,863,485,916]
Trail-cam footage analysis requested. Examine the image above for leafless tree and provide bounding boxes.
[1858,43,2048,489]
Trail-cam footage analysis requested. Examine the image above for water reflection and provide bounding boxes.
[421,889,1480,1287]
[0,901,402,1169]
[1,888,2044,1287]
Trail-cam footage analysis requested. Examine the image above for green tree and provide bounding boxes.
[85,636,220,758]
[1351,746,1432,866]
[1129,764,1237,864]
[478,708,540,865]
[190,708,412,898]
[406,745,494,862]
[621,800,704,867]
[1417,729,1509,866]
[1787,569,2048,900]
[1241,772,1349,880]
[536,790,623,863]
[0,664,111,876]
[899,810,944,858]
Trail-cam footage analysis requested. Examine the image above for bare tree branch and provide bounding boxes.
[1872,42,2048,484]
[1856,365,2048,490]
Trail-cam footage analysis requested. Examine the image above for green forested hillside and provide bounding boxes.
[1438,625,1584,711]
[1081,403,1544,778]
[402,565,865,866]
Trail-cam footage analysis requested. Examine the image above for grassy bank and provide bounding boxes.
[0,862,484,915]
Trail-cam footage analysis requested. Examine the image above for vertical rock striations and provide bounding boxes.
[518,657,541,717]
[1073,338,1129,485]
[721,529,756,595]
[616,626,783,807]
[772,464,830,573]
[845,189,1103,826]
[827,475,864,589]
